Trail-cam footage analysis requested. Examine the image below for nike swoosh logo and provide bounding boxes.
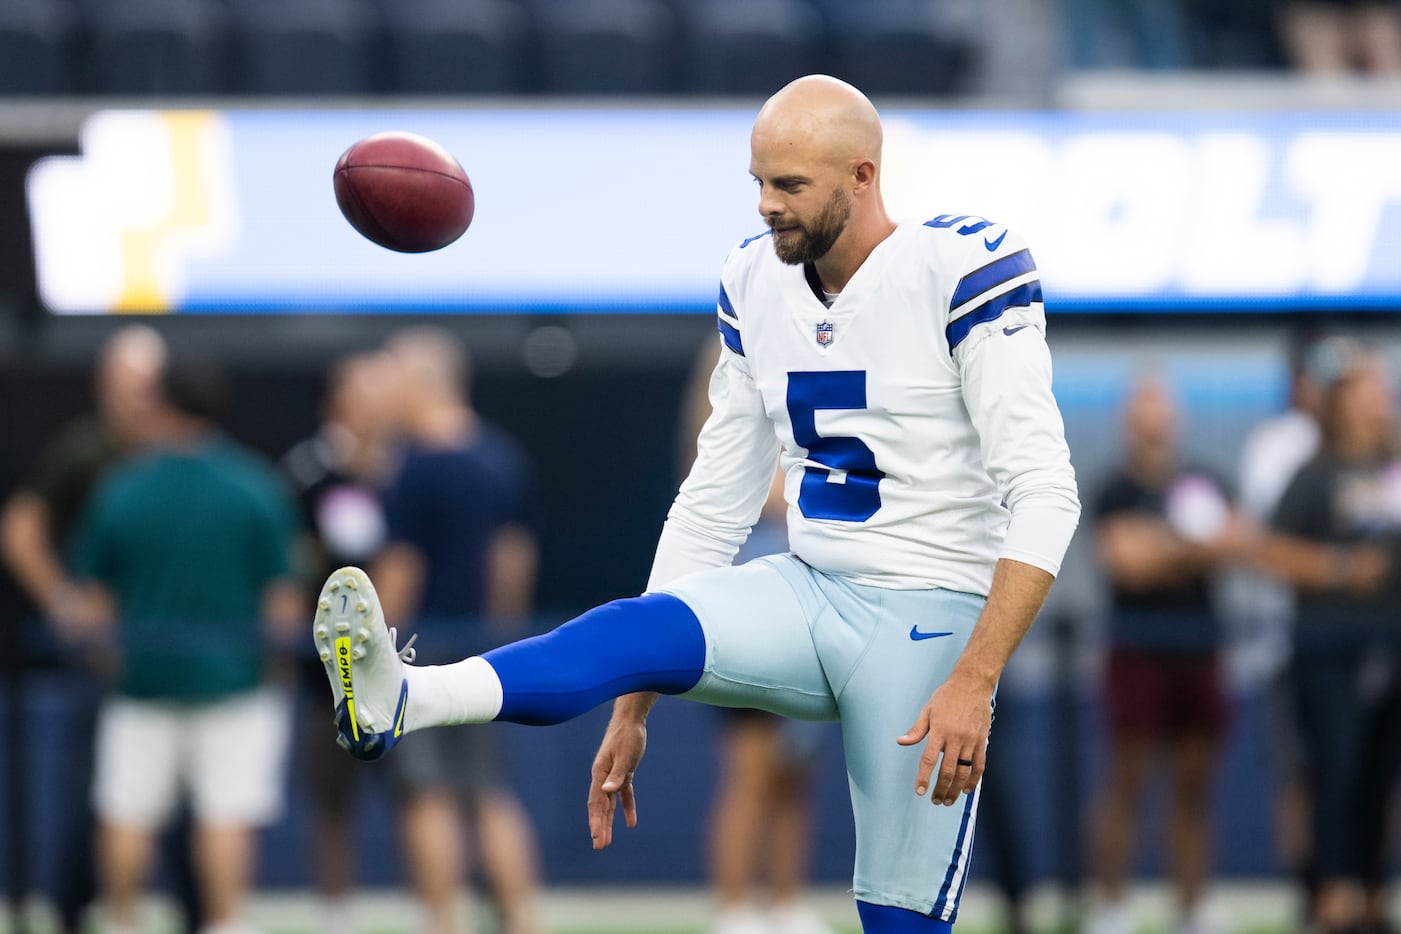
[984,230,1008,251]
[1003,324,1029,336]
[909,626,955,641]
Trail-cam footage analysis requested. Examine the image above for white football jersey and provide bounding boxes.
[649,216,1080,595]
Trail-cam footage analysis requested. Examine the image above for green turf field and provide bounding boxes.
[0,882,1330,934]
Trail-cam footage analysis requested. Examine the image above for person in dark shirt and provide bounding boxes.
[0,326,175,934]
[281,352,398,934]
[372,328,542,934]
[2,326,165,657]
[1259,338,1401,934]
[1088,377,1245,934]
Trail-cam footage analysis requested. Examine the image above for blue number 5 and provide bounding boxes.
[786,371,885,521]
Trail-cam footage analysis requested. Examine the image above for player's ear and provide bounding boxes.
[850,158,877,193]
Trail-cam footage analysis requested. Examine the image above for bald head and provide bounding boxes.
[100,324,166,381]
[749,77,893,277]
[326,350,398,439]
[1124,377,1179,450]
[752,75,883,173]
[97,324,167,448]
[387,326,471,404]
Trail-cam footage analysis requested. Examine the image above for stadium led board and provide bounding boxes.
[26,107,1401,314]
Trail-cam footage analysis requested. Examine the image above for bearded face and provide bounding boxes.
[770,186,851,265]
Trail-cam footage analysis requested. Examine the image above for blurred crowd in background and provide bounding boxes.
[3,326,550,934]
[2,0,1401,101]
[6,321,1401,934]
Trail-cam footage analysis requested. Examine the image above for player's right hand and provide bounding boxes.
[587,710,648,850]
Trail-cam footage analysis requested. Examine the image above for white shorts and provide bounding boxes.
[93,687,291,829]
[660,554,989,922]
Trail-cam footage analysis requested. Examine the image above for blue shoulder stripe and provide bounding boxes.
[717,317,744,356]
[924,214,995,235]
[739,230,772,249]
[950,249,1035,310]
[718,284,737,320]
[946,281,1042,351]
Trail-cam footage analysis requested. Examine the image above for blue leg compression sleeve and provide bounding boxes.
[483,592,706,725]
[856,902,953,934]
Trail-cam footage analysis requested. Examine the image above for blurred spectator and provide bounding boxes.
[1229,331,1325,923]
[0,325,167,934]
[1276,0,1401,74]
[1257,340,1401,934]
[1239,334,1327,536]
[1064,0,1191,69]
[372,327,542,934]
[67,357,302,934]
[680,339,837,934]
[280,352,399,934]
[2,325,165,657]
[1087,377,1244,934]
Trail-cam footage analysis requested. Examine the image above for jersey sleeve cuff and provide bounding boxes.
[997,493,1081,577]
[646,514,743,592]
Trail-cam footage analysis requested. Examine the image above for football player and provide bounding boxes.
[314,75,1079,934]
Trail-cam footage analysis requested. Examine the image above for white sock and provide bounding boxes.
[318,898,354,934]
[199,920,261,934]
[404,656,503,729]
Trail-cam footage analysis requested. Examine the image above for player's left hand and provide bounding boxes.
[897,671,993,806]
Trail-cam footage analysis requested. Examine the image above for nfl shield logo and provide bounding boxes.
[816,321,834,346]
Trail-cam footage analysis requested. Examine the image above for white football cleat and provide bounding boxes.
[311,566,415,760]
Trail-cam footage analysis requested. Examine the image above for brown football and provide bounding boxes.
[333,131,474,253]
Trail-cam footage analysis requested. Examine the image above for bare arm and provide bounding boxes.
[1096,513,1225,591]
[258,575,308,685]
[948,557,1052,690]
[2,491,116,645]
[485,523,538,633]
[587,691,658,849]
[0,492,68,610]
[370,542,426,626]
[1253,531,1389,594]
[898,557,1052,805]
[261,577,307,645]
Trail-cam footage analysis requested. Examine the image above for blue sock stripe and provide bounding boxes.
[855,901,952,934]
[484,593,706,725]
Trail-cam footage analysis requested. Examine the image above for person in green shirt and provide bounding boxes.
[68,358,302,934]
